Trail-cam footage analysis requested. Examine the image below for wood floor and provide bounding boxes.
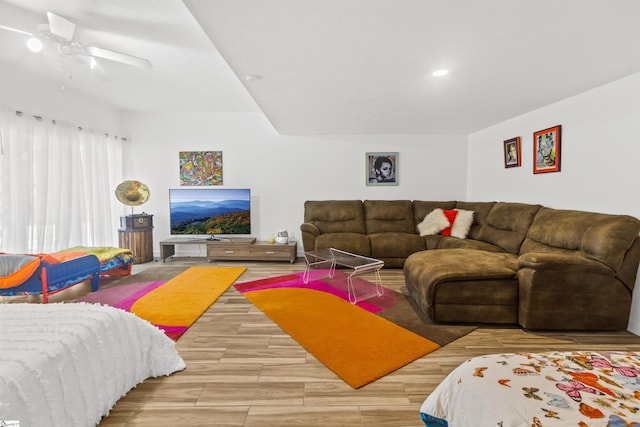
[5,257,640,426]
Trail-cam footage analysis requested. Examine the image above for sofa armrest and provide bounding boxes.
[300,222,320,237]
[517,252,614,276]
[300,223,321,252]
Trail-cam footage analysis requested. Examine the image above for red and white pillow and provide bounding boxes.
[417,208,474,239]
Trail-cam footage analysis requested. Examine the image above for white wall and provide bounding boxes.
[122,111,468,258]
[0,65,123,132]
[466,72,640,333]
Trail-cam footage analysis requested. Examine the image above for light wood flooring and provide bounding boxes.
[5,257,640,426]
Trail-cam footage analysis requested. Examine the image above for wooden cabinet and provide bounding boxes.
[118,230,153,263]
[119,215,154,263]
[207,239,297,263]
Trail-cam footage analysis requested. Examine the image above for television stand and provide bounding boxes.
[159,237,211,262]
[207,238,297,263]
[160,237,296,263]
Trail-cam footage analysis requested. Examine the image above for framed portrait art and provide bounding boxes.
[503,137,521,168]
[366,152,398,186]
[533,125,561,174]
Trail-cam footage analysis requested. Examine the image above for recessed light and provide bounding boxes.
[432,69,449,77]
[245,75,262,81]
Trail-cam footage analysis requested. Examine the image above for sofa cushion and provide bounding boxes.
[369,232,426,259]
[314,232,371,256]
[474,202,542,254]
[404,249,519,323]
[364,200,415,234]
[521,207,640,276]
[304,200,366,234]
[406,249,518,284]
[437,237,504,252]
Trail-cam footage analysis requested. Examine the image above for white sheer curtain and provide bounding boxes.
[0,108,123,253]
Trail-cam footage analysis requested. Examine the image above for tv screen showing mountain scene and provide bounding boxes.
[169,188,251,235]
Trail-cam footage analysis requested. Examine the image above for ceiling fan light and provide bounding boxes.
[26,37,43,53]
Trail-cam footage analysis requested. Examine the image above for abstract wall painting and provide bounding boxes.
[179,151,223,185]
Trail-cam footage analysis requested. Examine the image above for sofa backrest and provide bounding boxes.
[454,201,496,241]
[303,200,366,234]
[470,202,543,254]
[521,207,640,288]
[364,200,415,234]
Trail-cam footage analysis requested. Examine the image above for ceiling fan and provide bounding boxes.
[0,11,152,69]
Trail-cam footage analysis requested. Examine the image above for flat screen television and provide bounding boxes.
[169,188,251,237]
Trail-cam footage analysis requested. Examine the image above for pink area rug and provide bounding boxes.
[77,281,164,310]
[234,269,397,313]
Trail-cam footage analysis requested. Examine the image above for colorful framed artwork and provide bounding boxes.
[533,125,561,174]
[366,152,398,186]
[503,137,521,168]
[179,151,223,185]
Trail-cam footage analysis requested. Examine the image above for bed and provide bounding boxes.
[0,303,186,426]
[0,253,100,303]
[420,351,640,427]
[58,246,134,277]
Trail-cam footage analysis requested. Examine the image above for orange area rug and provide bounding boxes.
[79,266,246,340]
[130,266,246,338]
[240,286,440,388]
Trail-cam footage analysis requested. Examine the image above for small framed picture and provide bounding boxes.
[366,152,398,186]
[503,137,521,168]
[533,125,561,174]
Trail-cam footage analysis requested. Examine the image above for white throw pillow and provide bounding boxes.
[450,209,474,239]
[417,208,450,236]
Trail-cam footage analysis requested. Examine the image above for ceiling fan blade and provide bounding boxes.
[47,11,75,41]
[86,46,152,69]
[0,24,33,37]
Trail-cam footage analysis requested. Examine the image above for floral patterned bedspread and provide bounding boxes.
[420,351,640,427]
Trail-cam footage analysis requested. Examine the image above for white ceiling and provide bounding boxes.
[0,0,259,113]
[2,0,639,135]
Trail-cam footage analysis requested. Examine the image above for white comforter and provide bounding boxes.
[0,303,186,427]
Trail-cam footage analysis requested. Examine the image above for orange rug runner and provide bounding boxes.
[131,266,246,338]
[241,287,440,388]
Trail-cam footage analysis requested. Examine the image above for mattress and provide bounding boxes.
[0,303,186,426]
[420,351,640,426]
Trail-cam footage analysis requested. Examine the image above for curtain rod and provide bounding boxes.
[14,110,128,141]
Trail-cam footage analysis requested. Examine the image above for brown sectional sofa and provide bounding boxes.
[300,200,640,330]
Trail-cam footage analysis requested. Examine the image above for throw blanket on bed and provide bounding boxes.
[0,303,186,426]
[60,246,132,262]
[59,246,134,275]
[0,255,41,289]
[421,351,640,427]
[0,253,83,289]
